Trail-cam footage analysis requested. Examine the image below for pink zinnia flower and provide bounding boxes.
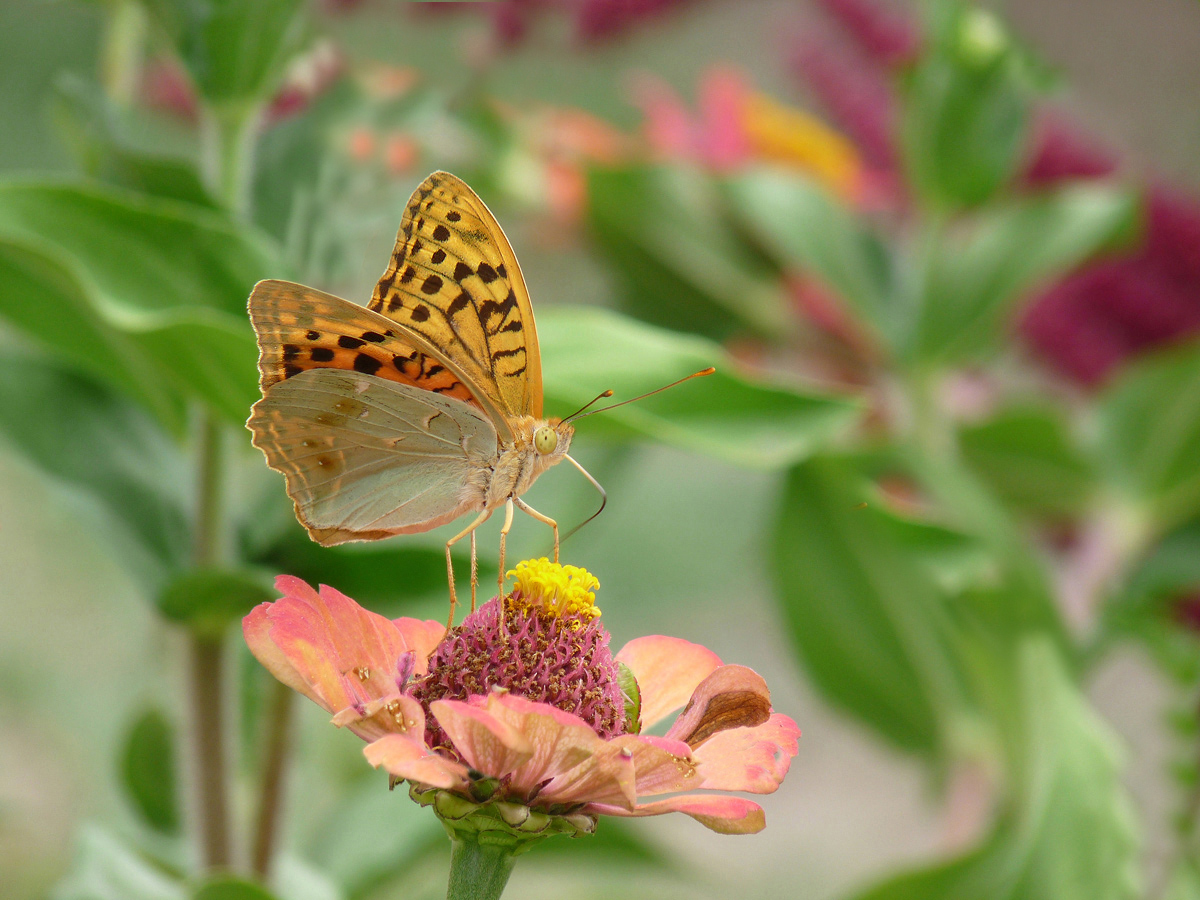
[244,559,798,840]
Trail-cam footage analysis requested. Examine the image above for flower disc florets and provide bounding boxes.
[410,560,625,750]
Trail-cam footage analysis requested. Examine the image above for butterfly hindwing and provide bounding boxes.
[368,171,544,420]
[248,367,498,546]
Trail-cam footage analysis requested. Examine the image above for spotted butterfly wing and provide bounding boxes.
[367,171,543,422]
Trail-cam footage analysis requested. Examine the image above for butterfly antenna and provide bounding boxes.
[568,367,715,421]
[562,454,607,544]
[563,390,614,423]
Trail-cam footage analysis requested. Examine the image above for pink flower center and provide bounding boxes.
[410,596,627,751]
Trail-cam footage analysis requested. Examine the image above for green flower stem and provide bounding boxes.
[100,0,146,107]
[445,837,517,900]
[189,632,232,869]
[251,680,295,879]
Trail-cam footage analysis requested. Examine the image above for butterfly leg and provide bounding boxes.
[445,508,492,630]
[514,498,559,564]
[497,497,515,602]
[469,530,478,613]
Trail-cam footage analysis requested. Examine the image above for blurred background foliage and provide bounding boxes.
[2,0,1200,899]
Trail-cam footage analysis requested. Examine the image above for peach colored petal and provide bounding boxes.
[693,713,800,794]
[244,601,312,701]
[538,739,637,810]
[245,576,427,720]
[431,699,534,778]
[393,617,445,676]
[610,734,696,798]
[665,665,771,747]
[615,636,722,730]
[483,694,604,796]
[586,795,766,834]
[364,734,469,790]
[698,66,752,170]
[331,693,427,743]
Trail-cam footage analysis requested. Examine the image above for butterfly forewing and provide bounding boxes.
[248,278,492,412]
[368,171,544,419]
[248,368,498,546]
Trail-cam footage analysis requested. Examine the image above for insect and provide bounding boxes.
[247,171,709,627]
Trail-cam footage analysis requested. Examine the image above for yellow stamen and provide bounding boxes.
[507,558,601,621]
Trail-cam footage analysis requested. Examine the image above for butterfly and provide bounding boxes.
[247,171,587,626]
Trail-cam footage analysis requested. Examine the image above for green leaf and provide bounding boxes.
[539,306,859,469]
[959,404,1095,518]
[0,181,274,426]
[585,164,791,340]
[1096,340,1200,529]
[723,168,893,340]
[190,879,278,900]
[911,185,1138,363]
[772,455,969,755]
[51,824,185,900]
[0,351,189,579]
[52,74,217,208]
[119,709,179,833]
[851,640,1139,900]
[157,568,274,637]
[141,0,309,106]
[617,661,642,734]
[900,7,1032,209]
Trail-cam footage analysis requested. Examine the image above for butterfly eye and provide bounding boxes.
[534,426,558,455]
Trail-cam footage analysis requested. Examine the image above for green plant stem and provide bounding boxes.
[189,631,232,870]
[100,0,146,107]
[445,838,517,900]
[200,103,260,220]
[251,680,295,880]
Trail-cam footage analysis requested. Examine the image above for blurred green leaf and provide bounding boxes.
[52,75,216,207]
[724,168,893,340]
[0,351,190,579]
[141,0,309,106]
[772,455,969,756]
[911,185,1139,363]
[585,165,790,340]
[0,181,273,426]
[539,306,859,469]
[157,568,274,636]
[901,6,1031,209]
[190,879,278,900]
[1164,863,1200,900]
[851,639,1139,900]
[51,824,185,900]
[1096,340,1200,529]
[959,404,1095,518]
[119,709,180,833]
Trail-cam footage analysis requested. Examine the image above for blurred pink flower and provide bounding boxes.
[633,67,863,196]
[1022,113,1119,188]
[244,562,798,835]
[813,0,921,67]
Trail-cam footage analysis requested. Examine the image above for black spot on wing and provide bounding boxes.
[453,261,472,281]
[283,364,303,379]
[446,210,461,222]
[411,305,431,323]
[400,266,416,284]
[447,291,470,316]
[476,262,498,284]
[282,344,300,361]
[353,354,382,375]
[361,331,387,342]
[491,347,524,361]
[431,248,446,265]
[338,335,364,349]
[432,224,451,242]
[311,347,335,362]
[499,318,522,333]
[305,330,320,341]
[421,274,443,295]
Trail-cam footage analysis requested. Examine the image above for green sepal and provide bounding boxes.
[617,661,642,734]
[408,784,596,856]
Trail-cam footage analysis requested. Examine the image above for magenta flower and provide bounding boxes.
[244,560,798,845]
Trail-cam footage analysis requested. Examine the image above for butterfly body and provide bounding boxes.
[247,171,578,623]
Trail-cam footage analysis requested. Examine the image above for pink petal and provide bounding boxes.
[609,734,696,798]
[665,665,771,746]
[587,795,767,834]
[243,576,432,721]
[631,73,695,161]
[483,694,605,796]
[393,617,445,676]
[331,693,427,743]
[698,66,752,170]
[364,734,469,790]
[431,699,534,778]
[538,738,638,810]
[693,713,800,794]
[615,636,722,730]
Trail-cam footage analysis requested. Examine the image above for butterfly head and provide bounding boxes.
[528,418,574,469]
